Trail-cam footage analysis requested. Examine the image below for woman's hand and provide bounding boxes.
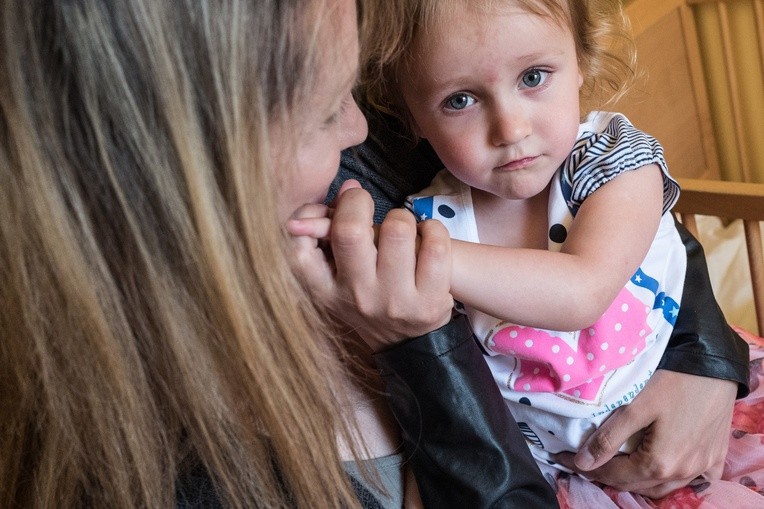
[287,180,454,351]
[555,370,737,498]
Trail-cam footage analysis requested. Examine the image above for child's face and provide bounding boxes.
[400,2,583,201]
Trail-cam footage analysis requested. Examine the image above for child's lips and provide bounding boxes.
[496,155,538,171]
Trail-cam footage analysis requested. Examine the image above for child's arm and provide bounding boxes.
[451,163,665,331]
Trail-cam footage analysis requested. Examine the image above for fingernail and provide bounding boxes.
[576,450,595,470]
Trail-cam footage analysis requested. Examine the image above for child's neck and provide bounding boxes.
[471,185,550,250]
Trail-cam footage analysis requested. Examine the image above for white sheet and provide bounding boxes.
[696,215,758,333]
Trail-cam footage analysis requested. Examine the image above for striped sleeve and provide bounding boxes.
[561,113,679,215]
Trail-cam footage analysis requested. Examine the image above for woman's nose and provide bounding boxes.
[342,98,369,149]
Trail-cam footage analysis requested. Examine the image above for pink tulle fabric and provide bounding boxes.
[555,326,764,508]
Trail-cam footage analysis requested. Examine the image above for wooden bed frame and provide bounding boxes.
[673,179,764,334]
[616,0,764,334]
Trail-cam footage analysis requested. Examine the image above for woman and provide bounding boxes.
[0,0,556,507]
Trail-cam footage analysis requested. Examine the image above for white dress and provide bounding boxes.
[407,112,686,475]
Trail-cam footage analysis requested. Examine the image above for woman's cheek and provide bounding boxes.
[277,142,339,221]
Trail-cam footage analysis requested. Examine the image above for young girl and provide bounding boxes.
[363,0,687,477]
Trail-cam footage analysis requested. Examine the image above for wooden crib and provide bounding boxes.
[615,0,764,334]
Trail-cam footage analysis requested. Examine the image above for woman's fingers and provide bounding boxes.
[555,370,735,496]
[330,186,378,294]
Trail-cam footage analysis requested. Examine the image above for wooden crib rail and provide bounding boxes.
[673,178,764,334]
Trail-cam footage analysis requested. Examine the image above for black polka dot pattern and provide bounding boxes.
[437,204,456,218]
[549,223,568,243]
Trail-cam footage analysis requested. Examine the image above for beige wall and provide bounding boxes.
[622,0,764,183]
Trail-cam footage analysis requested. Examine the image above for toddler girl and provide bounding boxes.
[365,0,686,478]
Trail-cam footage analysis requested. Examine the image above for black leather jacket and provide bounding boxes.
[658,221,749,396]
[375,315,561,508]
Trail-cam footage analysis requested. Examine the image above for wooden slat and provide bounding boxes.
[687,0,755,5]
[675,178,764,334]
[756,0,764,81]
[679,213,700,239]
[685,0,764,62]
[717,1,754,181]
[678,3,722,179]
[673,178,764,220]
[744,219,764,334]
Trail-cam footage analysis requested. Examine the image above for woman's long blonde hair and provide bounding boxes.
[360,0,636,135]
[0,0,361,507]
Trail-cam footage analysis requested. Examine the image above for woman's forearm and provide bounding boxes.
[374,316,559,509]
[657,220,749,397]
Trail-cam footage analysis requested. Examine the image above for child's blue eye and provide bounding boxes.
[521,69,548,88]
[445,93,475,111]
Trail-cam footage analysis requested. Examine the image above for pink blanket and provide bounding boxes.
[556,326,764,508]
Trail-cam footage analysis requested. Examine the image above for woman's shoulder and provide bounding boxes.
[175,460,385,509]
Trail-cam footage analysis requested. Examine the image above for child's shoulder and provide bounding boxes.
[574,111,658,159]
[578,111,632,138]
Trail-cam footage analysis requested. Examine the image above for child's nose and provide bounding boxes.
[490,104,532,146]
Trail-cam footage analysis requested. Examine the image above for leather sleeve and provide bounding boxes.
[373,315,559,509]
[659,220,750,397]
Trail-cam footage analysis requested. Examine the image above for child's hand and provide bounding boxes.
[288,204,382,251]
[286,203,333,240]
[286,180,377,291]
[286,201,337,298]
[286,179,374,306]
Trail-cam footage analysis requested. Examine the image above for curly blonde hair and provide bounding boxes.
[359,0,636,137]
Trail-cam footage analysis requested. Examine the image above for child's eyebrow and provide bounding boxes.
[411,73,476,99]
[513,47,567,65]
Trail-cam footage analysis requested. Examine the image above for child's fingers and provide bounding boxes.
[289,202,331,220]
[286,216,332,238]
[288,225,337,300]
[287,203,333,238]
